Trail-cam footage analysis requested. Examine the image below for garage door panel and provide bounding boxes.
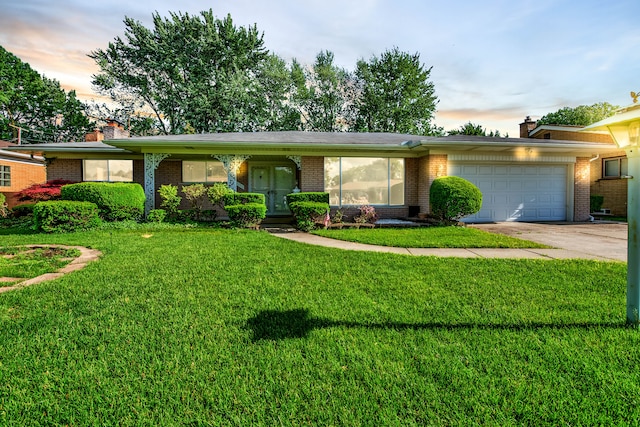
[452,163,567,222]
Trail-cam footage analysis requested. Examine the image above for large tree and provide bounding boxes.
[290,51,355,132]
[353,47,439,135]
[0,45,93,143]
[538,102,619,126]
[90,10,296,134]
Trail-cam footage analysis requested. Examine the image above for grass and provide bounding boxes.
[0,228,637,425]
[0,246,80,281]
[313,226,551,248]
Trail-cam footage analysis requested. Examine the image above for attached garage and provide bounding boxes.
[449,162,570,222]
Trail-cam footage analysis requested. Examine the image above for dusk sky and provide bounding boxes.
[2,0,639,136]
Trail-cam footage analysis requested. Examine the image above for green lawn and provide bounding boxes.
[313,226,551,248]
[0,246,80,282]
[0,228,637,425]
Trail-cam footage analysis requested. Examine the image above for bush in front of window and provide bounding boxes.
[16,179,76,202]
[61,182,145,222]
[285,192,330,206]
[222,192,265,206]
[225,203,267,229]
[289,201,330,231]
[430,176,482,224]
[33,201,101,233]
[158,184,181,217]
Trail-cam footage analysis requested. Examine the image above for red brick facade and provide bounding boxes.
[574,157,591,221]
[0,158,46,208]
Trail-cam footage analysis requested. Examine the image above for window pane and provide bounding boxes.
[84,160,108,181]
[0,165,10,186]
[183,161,206,182]
[340,158,388,205]
[604,159,620,177]
[389,158,405,205]
[324,157,340,205]
[621,158,628,176]
[206,161,227,182]
[108,160,133,182]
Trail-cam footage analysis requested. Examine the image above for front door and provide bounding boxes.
[249,163,297,215]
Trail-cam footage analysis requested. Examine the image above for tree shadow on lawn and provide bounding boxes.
[245,308,624,342]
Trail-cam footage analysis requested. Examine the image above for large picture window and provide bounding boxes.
[0,165,10,187]
[83,160,133,182]
[183,161,227,183]
[324,157,404,206]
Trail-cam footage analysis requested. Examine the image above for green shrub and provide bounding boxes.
[158,184,181,216]
[285,192,329,206]
[147,209,166,223]
[33,201,101,233]
[181,184,208,219]
[590,195,604,212]
[207,183,233,208]
[0,193,7,218]
[61,182,145,222]
[225,203,267,228]
[430,176,482,223]
[11,203,36,218]
[222,192,265,206]
[289,201,330,231]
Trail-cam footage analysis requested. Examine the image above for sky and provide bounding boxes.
[1,0,639,136]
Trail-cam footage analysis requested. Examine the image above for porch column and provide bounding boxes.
[213,155,251,191]
[144,153,170,215]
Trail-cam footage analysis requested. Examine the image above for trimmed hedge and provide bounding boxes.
[222,192,265,206]
[430,176,482,223]
[285,192,329,206]
[33,201,101,233]
[61,182,145,221]
[289,201,329,231]
[225,203,267,228]
[11,203,37,218]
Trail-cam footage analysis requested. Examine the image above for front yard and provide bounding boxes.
[0,228,637,425]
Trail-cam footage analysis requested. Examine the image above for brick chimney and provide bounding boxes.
[519,116,537,138]
[85,129,105,142]
[102,119,130,140]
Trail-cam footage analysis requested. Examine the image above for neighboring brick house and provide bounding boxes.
[520,116,626,216]
[8,129,617,223]
[0,140,46,208]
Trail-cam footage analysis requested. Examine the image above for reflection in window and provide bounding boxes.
[183,161,227,183]
[603,157,628,178]
[324,157,404,206]
[83,160,133,182]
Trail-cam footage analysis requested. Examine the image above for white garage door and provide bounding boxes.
[449,163,568,222]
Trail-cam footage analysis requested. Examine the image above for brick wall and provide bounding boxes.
[46,159,83,182]
[417,154,447,215]
[0,160,46,208]
[404,158,419,208]
[574,157,591,221]
[590,149,628,216]
[300,156,324,191]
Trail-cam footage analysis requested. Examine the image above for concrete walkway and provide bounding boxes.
[271,222,628,261]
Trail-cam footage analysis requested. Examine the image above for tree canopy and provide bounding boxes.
[90,10,298,134]
[90,11,441,135]
[537,102,619,126]
[447,121,505,137]
[354,47,439,135]
[0,45,93,143]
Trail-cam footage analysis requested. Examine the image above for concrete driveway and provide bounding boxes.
[469,222,627,262]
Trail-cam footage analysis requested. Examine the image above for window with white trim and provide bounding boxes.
[0,165,10,187]
[83,160,133,182]
[182,161,227,183]
[324,157,404,206]
[603,157,628,178]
